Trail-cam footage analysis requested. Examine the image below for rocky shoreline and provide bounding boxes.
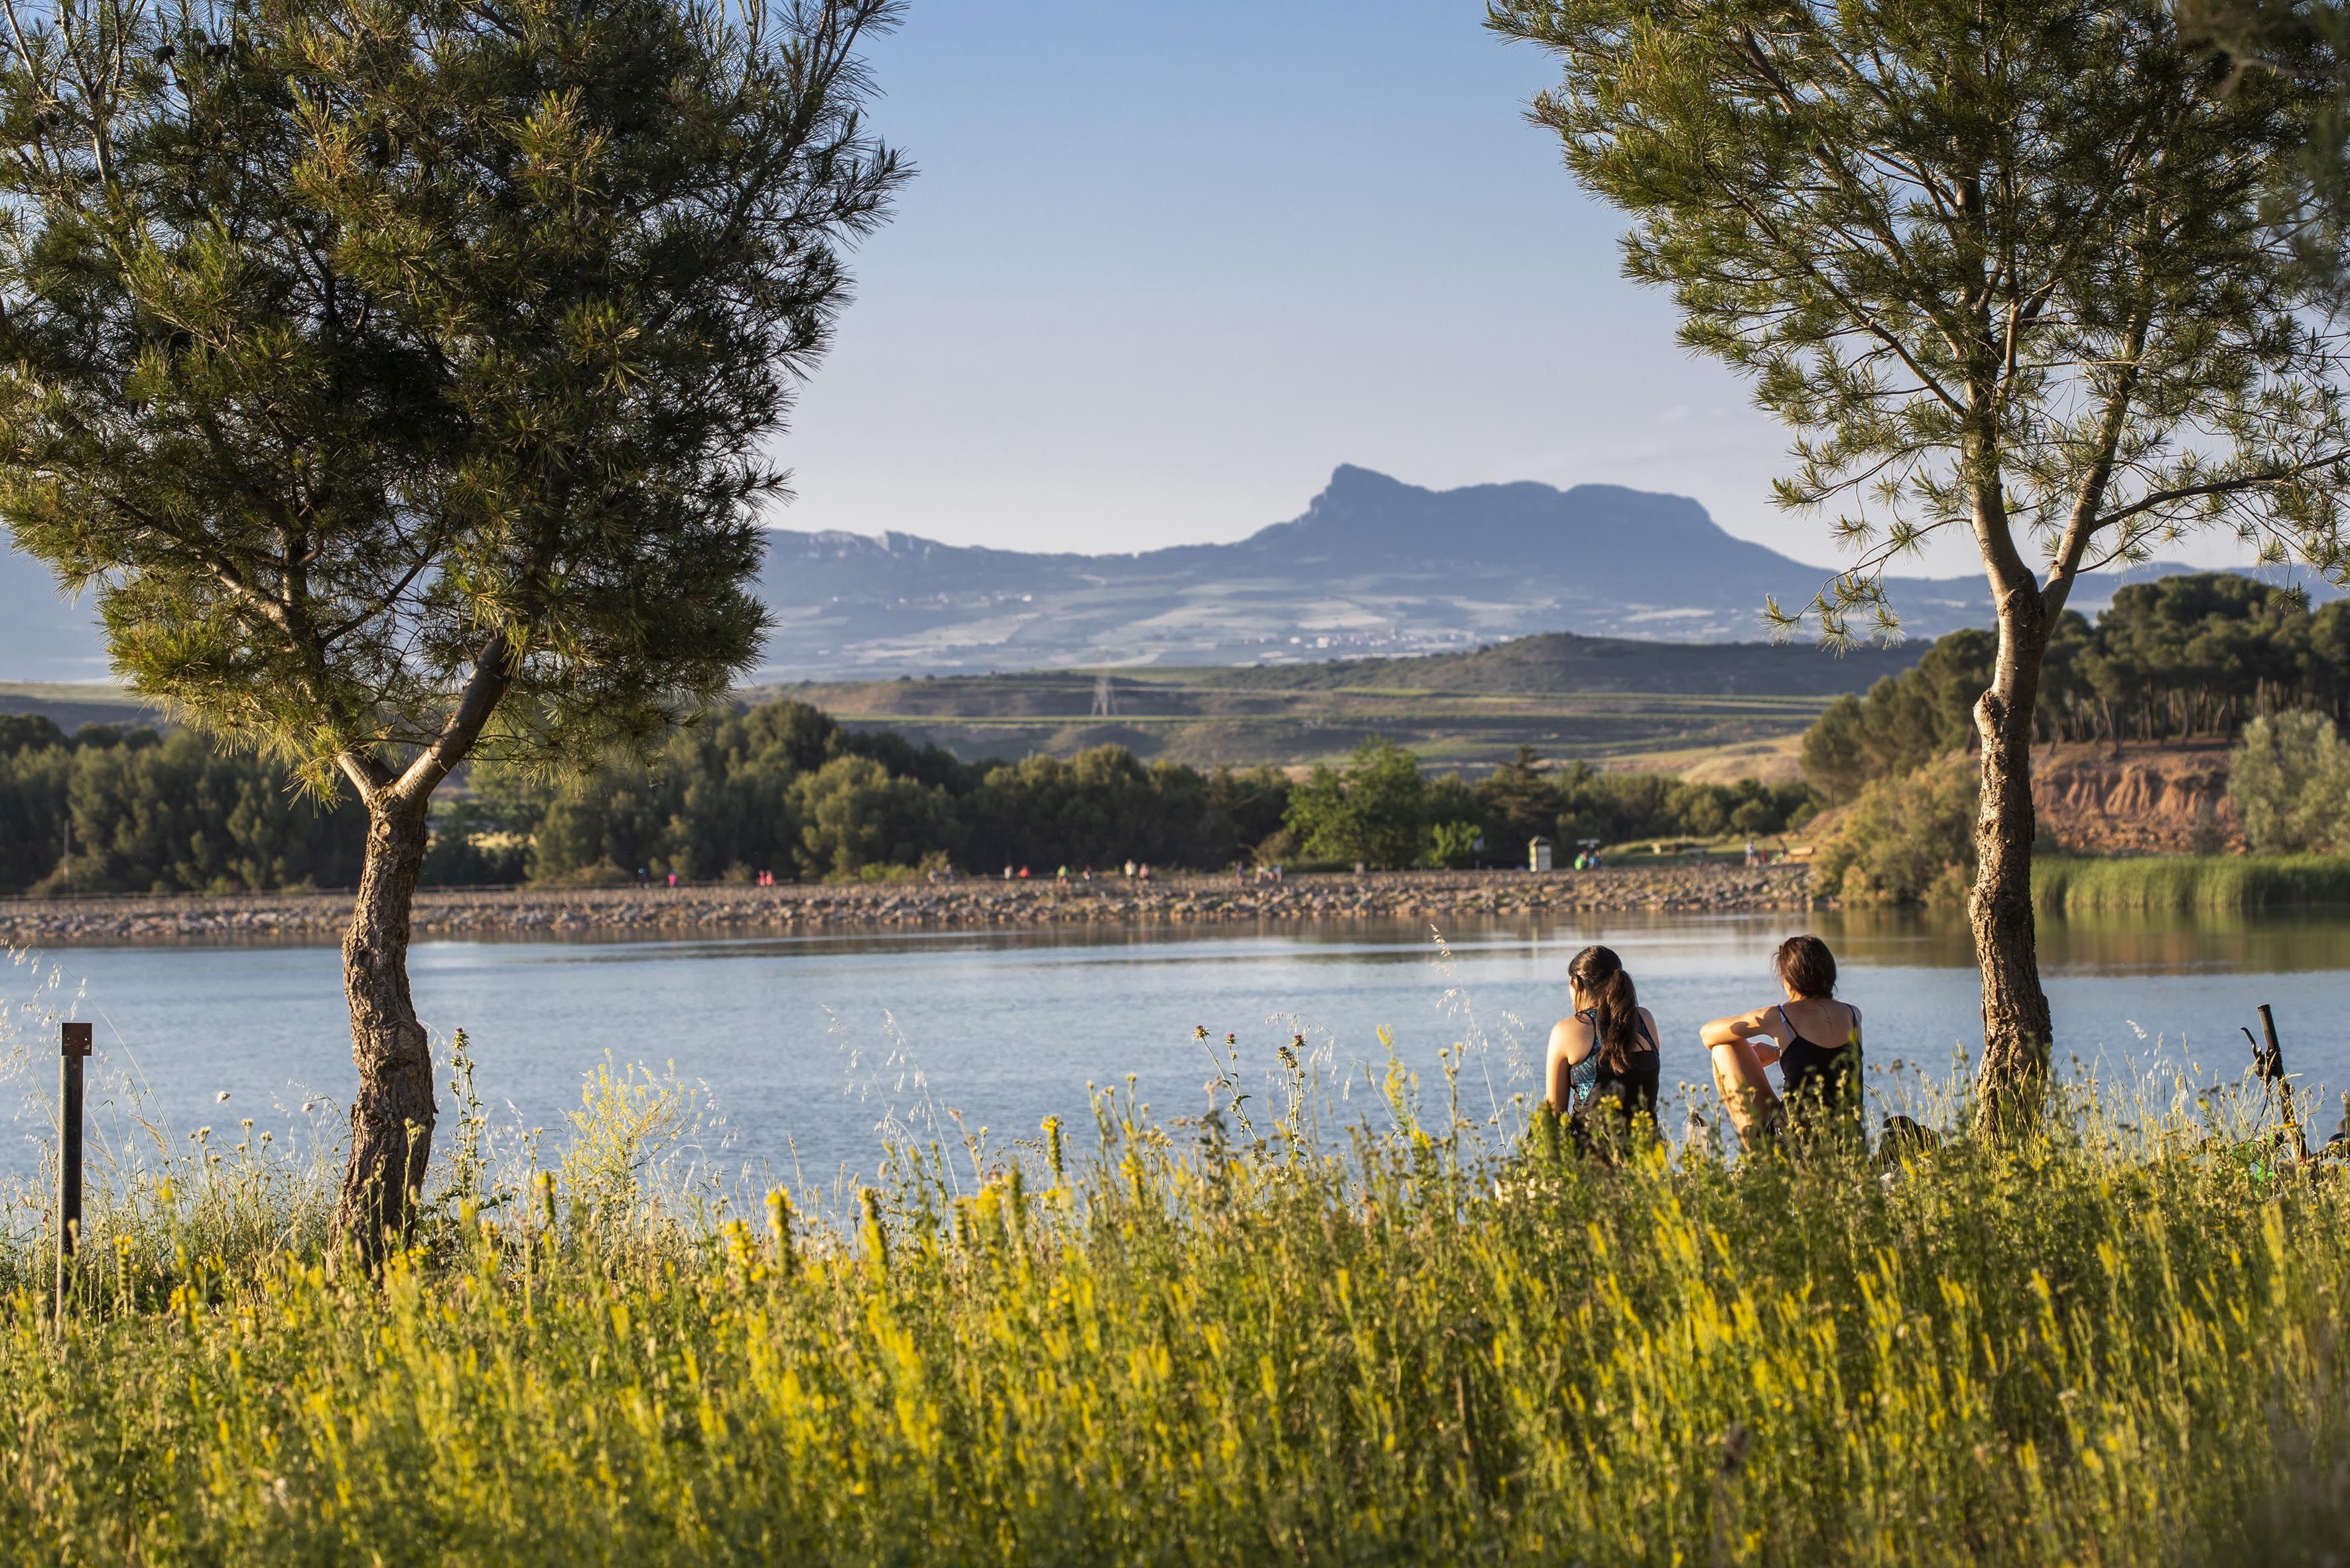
[0,864,1817,945]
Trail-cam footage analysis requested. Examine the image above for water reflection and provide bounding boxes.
[4,909,2345,1192]
[517,906,2350,979]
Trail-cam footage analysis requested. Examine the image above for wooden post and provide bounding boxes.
[2252,1004,2308,1160]
[58,1021,91,1315]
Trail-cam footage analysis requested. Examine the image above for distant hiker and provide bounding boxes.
[1701,934,1862,1144]
[1004,865,1014,881]
[1124,859,1137,878]
[1545,944,1662,1141]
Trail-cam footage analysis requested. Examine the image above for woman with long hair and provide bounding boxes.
[1701,933,1862,1142]
[1545,944,1662,1134]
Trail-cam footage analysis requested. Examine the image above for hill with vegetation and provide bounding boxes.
[757,628,1924,773]
[1199,629,1922,696]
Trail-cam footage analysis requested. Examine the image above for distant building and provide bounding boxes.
[1529,836,1554,873]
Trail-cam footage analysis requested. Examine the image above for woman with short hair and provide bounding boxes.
[1701,933,1862,1140]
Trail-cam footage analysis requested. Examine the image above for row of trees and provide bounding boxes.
[0,700,1821,893]
[523,724,1816,879]
[521,701,1293,882]
[1802,574,2350,805]
[0,716,367,895]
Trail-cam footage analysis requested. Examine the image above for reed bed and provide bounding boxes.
[2035,853,2350,914]
[1,1031,2346,1568]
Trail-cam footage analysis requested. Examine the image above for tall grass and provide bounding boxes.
[2,1033,2347,1565]
[2035,852,2350,914]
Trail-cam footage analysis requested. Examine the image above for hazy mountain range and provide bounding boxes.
[2,464,2333,683]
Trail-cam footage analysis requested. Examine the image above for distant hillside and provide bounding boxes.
[748,465,1992,676]
[753,627,1927,773]
[8,464,2334,681]
[746,466,2328,677]
[0,681,159,734]
[1203,630,1923,696]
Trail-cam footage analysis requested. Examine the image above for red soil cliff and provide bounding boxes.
[2030,742,2241,856]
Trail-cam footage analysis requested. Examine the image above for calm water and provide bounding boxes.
[4,911,2346,1190]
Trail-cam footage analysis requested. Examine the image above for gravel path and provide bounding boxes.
[0,864,1818,945]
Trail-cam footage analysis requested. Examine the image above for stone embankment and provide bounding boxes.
[0,864,1817,945]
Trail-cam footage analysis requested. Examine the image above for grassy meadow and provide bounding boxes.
[3,1034,2347,1566]
[2035,854,2350,915]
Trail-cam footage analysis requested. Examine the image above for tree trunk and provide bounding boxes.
[1972,587,2055,1134]
[334,793,436,1253]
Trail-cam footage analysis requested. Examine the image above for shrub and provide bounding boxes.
[792,755,962,880]
[1813,758,1978,904]
[1283,738,1430,869]
[2229,712,2350,854]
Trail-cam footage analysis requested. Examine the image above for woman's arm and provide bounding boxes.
[1544,1017,1591,1112]
[1700,1004,1792,1064]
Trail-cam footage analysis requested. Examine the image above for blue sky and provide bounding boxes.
[777,1,2249,578]
[778,0,1823,562]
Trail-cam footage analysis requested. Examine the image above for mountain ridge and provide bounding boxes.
[4,464,2331,682]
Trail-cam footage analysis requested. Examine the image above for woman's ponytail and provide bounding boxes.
[1568,945,1642,1072]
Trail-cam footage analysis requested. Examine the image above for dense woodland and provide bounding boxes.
[0,701,1813,893]
[5,571,2336,893]
[1801,573,2350,803]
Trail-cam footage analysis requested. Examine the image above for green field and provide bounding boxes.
[4,1053,2345,1565]
[0,672,1833,775]
[758,671,1837,773]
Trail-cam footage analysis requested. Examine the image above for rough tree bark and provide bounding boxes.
[334,791,437,1248]
[1971,578,2055,1133]
[330,635,511,1256]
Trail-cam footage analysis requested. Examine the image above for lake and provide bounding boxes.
[4,910,2345,1195]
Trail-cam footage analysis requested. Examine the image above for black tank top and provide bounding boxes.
[1573,1008,1661,1124]
[1776,1002,1860,1114]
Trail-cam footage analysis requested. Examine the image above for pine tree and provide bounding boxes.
[1491,0,2350,1125]
[0,0,903,1245]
